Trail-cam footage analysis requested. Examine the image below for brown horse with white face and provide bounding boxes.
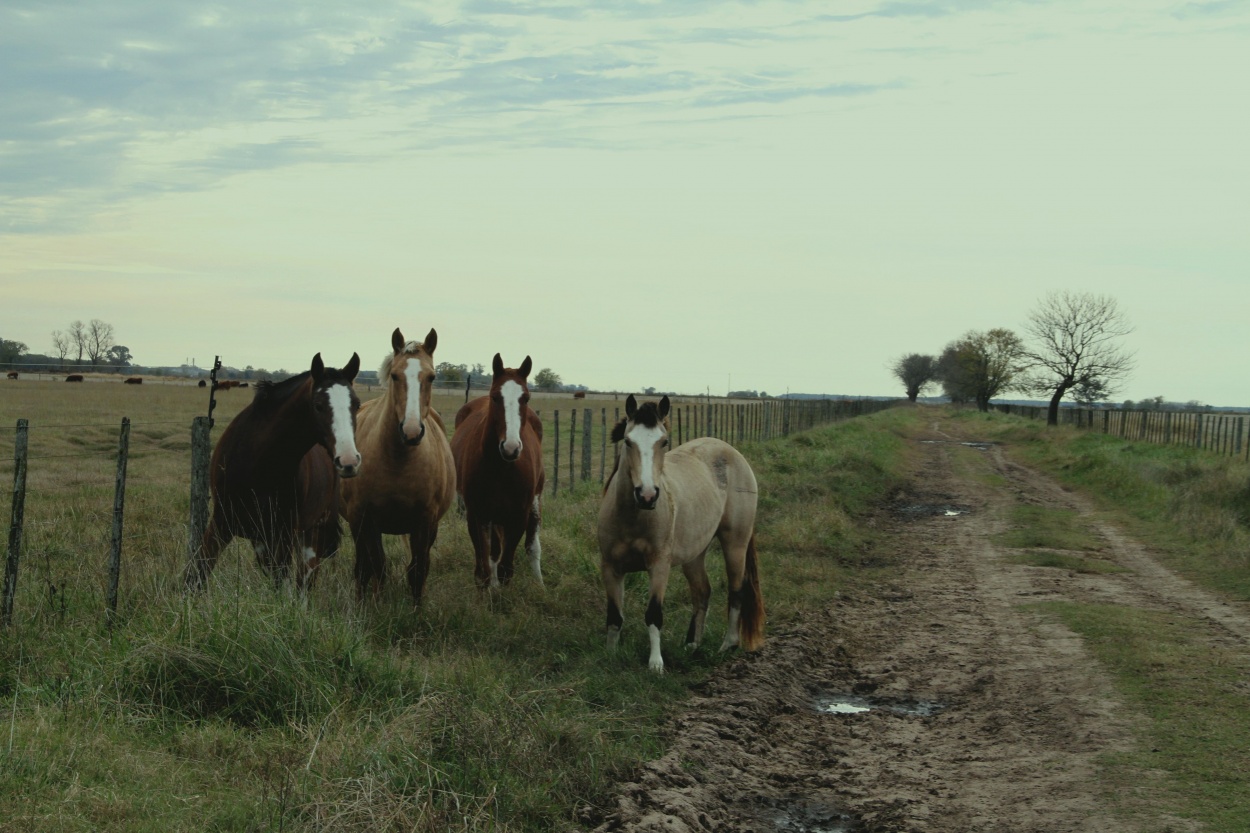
[340,327,456,603]
[598,395,764,673]
[186,352,362,591]
[451,353,545,589]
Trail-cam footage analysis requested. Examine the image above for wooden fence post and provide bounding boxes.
[601,409,607,482]
[552,410,560,495]
[581,408,592,483]
[568,408,577,491]
[106,418,131,627]
[188,417,211,570]
[3,419,29,628]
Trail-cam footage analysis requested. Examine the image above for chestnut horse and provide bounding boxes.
[340,328,456,603]
[451,354,545,588]
[185,353,362,591]
[598,395,764,673]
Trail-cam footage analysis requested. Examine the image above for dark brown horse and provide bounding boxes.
[340,328,456,603]
[186,353,363,591]
[451,353,545,588]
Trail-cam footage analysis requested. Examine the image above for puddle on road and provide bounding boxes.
[754,797,857,833]
[894,503,969,518]
[815,694,947,718]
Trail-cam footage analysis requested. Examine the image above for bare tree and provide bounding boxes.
[937,329,1027,412]
[1024,291,1134,426]
[85,319,115,367]
[51,330,71,370]
[68,320,87,366]
[890,353,938,402]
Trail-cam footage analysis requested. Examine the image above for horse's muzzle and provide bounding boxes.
[634,486,659,510]
[402,422,425,446]
[499,441,521,462]
[336,455,362,478]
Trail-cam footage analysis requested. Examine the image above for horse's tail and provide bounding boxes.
[738,534,765,651]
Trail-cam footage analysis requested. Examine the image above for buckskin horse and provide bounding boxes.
[598,395,764,673]
[451,353,545,589]
[185,352,362,591]
[340,328,456,603]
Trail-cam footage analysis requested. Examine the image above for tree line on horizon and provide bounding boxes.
[891,290,1137,427]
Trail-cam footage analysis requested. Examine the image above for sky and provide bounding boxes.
[1,1,1247,405]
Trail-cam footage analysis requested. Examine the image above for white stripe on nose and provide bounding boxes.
[327,385,361,470]
[500,380,524,459]
[401,360,424,442]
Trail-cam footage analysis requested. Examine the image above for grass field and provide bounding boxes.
[0,378,911,832]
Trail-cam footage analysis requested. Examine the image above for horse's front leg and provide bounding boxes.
[644,559,673,674]
[467,509,495,589]
[601,561,626,652]
[524,495,543,586]
[185,511,232,592]
[350,514,386,597]
[405,523,435,604]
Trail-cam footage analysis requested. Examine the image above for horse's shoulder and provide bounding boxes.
[454,396,484,428]
[525,408,543,440]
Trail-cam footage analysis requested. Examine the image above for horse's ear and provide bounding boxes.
[519,356,532,377]
[311,353,325,381]
[625,394,638,419]
[658,395,670,419]
[492,353,504,376]
[424,328,437,356]
[391,328,404,354]
[345,352,361,382]
[610,419,627,444]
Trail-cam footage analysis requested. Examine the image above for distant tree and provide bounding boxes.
[937,329,1027,412]
[534,368,562,391]
[471,362,486,378]
[891,353,938,402]
[0,337,29,364]
[1023,291,1134,426]
[68,320,87,365]
[85,319,115,367]
[107,345,132,368]
[435,362,465,382]
[51,330,71,369]
[1071,377,1110,408]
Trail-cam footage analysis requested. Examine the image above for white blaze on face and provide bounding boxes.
[401,359,424,442]
[627,423,666,503]
[500,380,524,458]
[326,384,361,470]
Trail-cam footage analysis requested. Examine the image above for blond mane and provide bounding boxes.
[378,341,427,389]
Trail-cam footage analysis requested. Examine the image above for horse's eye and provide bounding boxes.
[390,373,399,382]
[624,439,634,449]
[660,438,669,448]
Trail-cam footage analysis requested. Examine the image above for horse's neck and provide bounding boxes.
[249,392,318,472]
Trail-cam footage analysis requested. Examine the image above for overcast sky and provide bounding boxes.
[2,1,1247,404]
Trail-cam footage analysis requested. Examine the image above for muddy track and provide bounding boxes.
[582,418,1246,832]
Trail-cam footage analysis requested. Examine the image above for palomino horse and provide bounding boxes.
[185,353,362,591]
[451,353,545,589]
[598,395,764,673]
[340,328,456,603]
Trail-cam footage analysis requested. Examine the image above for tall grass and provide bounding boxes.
[0,382,912,832]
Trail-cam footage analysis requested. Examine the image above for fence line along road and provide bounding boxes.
[995,404,1250,461]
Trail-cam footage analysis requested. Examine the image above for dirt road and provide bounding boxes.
[584,418,1242,832]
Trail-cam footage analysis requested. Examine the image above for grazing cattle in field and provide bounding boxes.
[65,374,84,383]
[198,380,207,387]
[5,371,17,380]
[124,377,143,384]
[573,390,586,399]
[215,379,243,390]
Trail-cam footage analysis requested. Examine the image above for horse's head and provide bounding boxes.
[488,352,533,462]
[309,352,363,478]
[616,394,671,510]
[381,327,438,447]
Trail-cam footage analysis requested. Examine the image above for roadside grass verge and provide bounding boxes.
[1032,601,1250,832]
[0,387,913,833]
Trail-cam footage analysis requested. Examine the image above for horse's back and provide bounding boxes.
[669,437,757,532]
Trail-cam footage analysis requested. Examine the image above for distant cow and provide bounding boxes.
[214,379,243,390]
[65,374,84,383]
[124,377,143,385]
[5,371,16,380]
[198,380,207,387]
[573,390,586,399]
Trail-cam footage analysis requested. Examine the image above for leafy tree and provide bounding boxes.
[435,362,465,382]
[534,368,562,391]
[1072,377,1110,408]
[107,345,132,367]
[1023,291,1134,426]
[891,353,938,402]
[0,337,28,364]
[937,329,1027,412]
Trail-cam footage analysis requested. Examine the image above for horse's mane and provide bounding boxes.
[378,341,425,389]
[251,370,312,412]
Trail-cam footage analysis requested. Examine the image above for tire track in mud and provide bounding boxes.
[583,418,1228,833]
